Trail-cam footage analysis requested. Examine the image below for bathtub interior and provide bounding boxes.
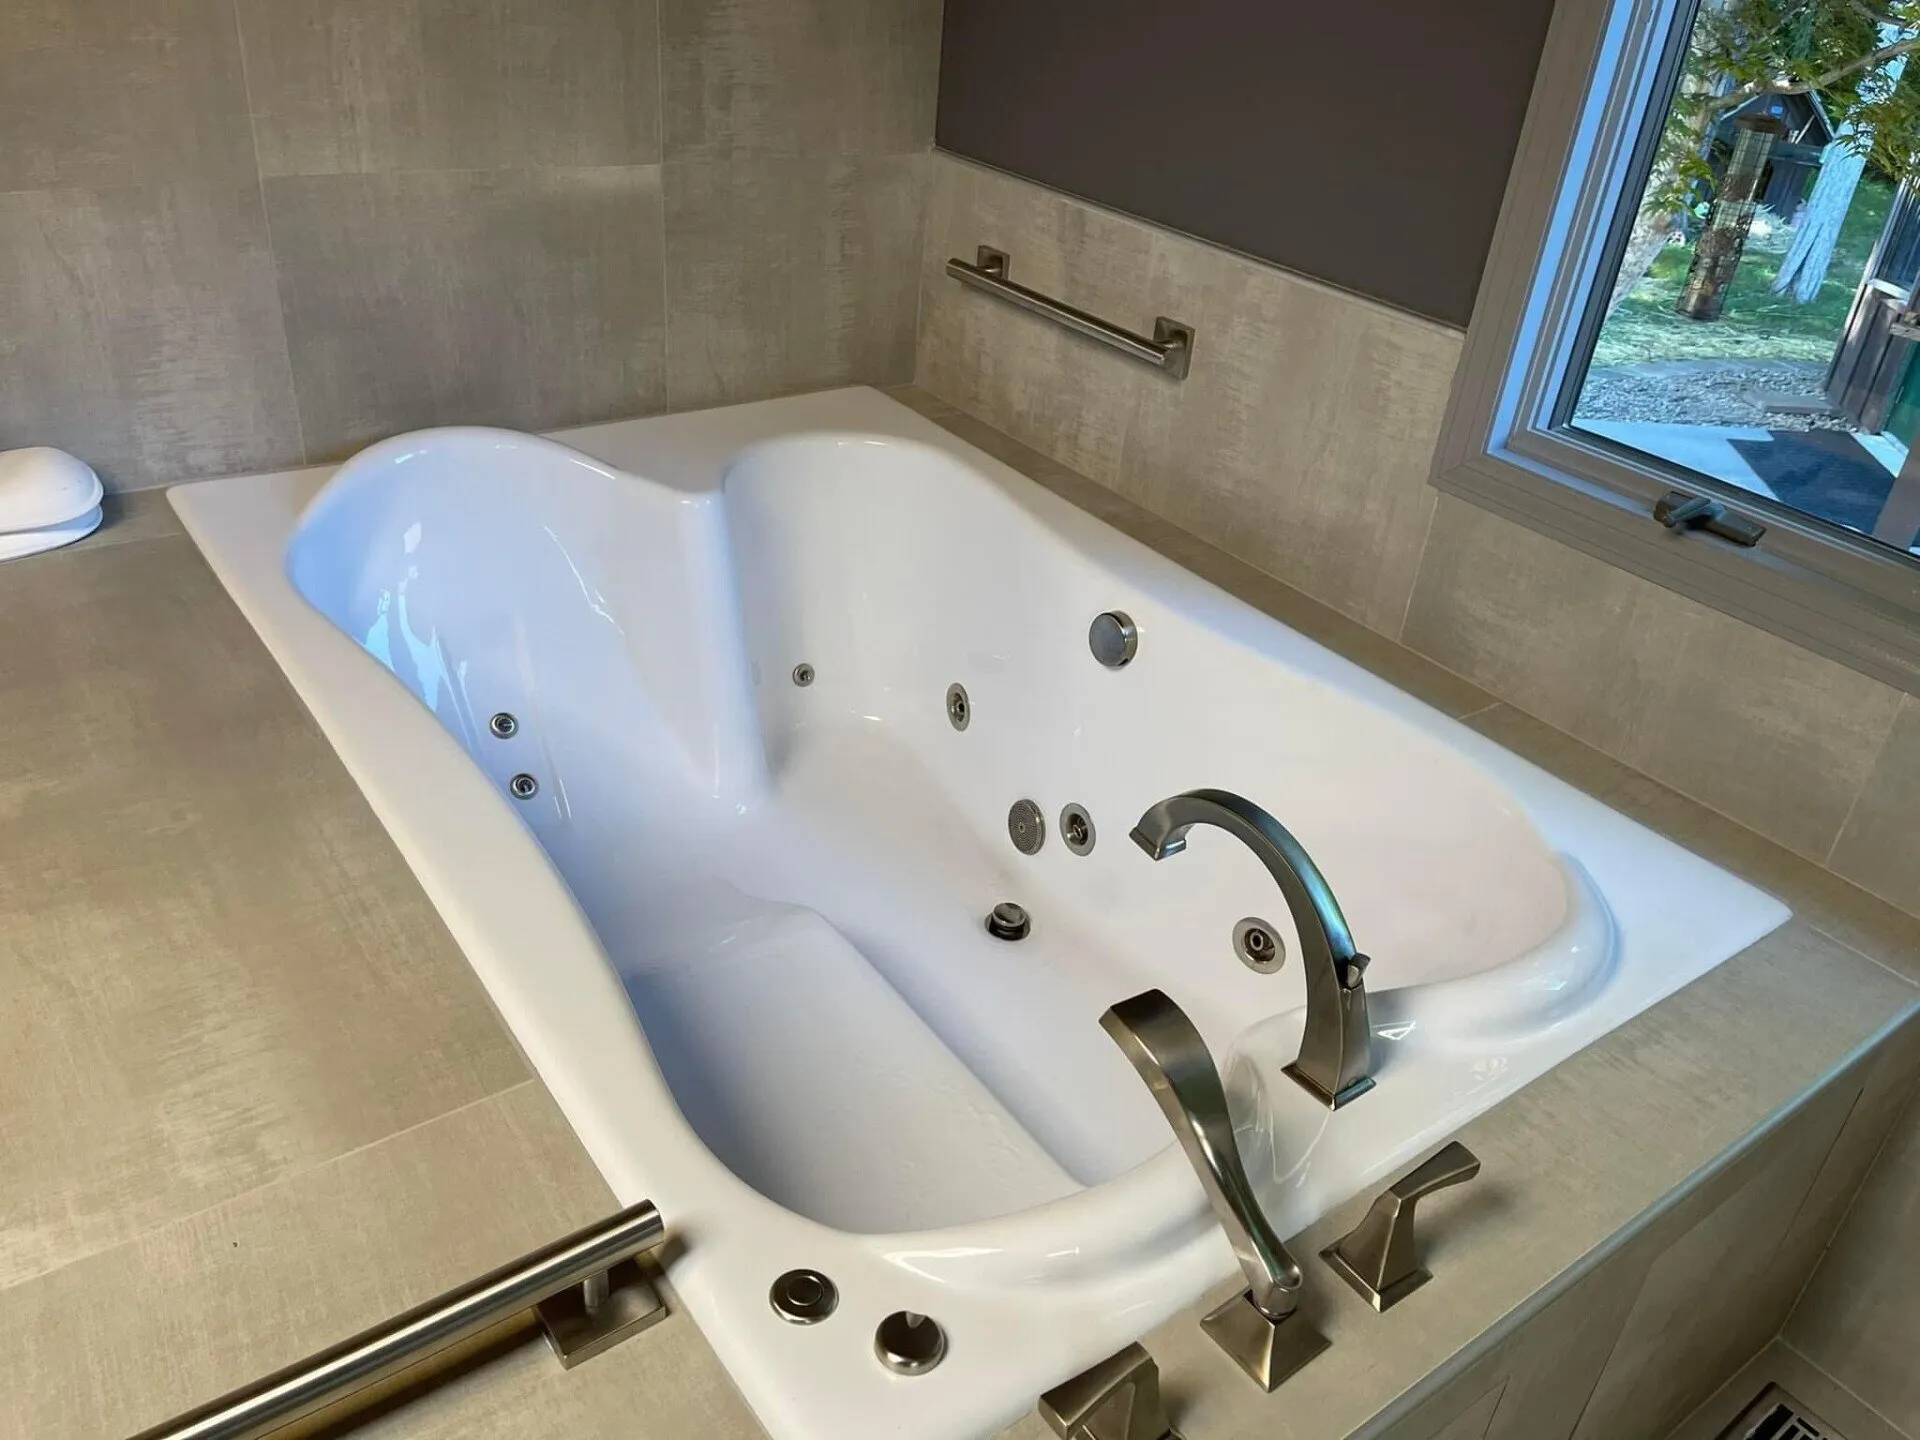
[286,427,1574,1238]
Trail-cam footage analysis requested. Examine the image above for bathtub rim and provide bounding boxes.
[168,386,1793,1440]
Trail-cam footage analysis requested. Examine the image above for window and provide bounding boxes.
[1437,0,1920,693]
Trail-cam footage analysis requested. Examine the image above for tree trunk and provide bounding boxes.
[1774,142,1869,301]
[1610,205,1680,313]
[1773,30,1908,302]
[1676,116,1786,320]
[1608,119,1717,315]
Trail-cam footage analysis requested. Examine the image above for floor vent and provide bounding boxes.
[1717,1384,1841,1440]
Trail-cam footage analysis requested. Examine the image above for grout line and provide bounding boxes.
[1664,1342,1782,1440]
[1454,700,1504,723]
[1777,1334,1918,1439]
[1806,918,1920,992]
[0,1081,540,1301]
[1823,696,1905,869]
[911,148,937,387]
[1775,1074,1920,1356]
[226,0,309,467]
[651,3,671,411]
[1394,493,1441,644]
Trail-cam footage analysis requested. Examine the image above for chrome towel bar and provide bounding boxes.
[946,247,1196,380]
[129,1200,666,1440]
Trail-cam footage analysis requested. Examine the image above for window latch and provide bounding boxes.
[1653,490,1766,548]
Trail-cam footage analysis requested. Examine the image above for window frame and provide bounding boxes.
[1435,0,1920,694]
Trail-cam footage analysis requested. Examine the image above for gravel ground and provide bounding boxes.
[1574,360,1857,432]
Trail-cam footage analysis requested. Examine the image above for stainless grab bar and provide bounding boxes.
[130,1201,666,1440]
[946,247,1196,379]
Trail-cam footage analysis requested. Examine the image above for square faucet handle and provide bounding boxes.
[1320,1141,1481,1311]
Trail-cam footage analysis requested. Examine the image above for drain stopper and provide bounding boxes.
[770,1269,838,1325]
[986,902,1031,941]
[875,1311,947,1376]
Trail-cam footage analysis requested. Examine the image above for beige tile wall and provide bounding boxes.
[1785,1084,1920,1438]
[914,149,1920,1436]
[0,0,941,488]
[915,150,1916,901]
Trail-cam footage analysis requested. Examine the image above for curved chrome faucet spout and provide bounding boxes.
[1131,788,1374,1108]
[1100,989,1302,1320]
[1100,988,1331,1391]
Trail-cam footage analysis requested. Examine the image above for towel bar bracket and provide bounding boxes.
[536,1256,668,1369]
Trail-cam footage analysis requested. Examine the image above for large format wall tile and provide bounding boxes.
[661,0,940,162]
[1569,1076,1866,1439]
[236,0,662,176]
[0,539,526,1290]
[916,154,1460,634]
[0,1083,619,1440]
[1786,1089,1920,1437]
[0,183,303,489]
[1830,696,1920,916]
[267,167,668,458]
[0,0,256,190]
[664,154,923,410]
[1403,496,1904,861]
[1462,704,1920,984]
[918,156,1155,485]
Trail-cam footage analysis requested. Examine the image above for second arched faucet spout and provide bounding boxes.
[1130,788,1375,1108]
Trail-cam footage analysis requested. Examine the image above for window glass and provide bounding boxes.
[1567,4,1920,558]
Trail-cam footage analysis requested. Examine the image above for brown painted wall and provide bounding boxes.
[934,0,1558,327]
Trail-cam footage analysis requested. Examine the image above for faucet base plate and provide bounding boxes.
[1198,1291,1330,1393]
[1320,1247,1432,1312]
[1283,1063,1376,1111]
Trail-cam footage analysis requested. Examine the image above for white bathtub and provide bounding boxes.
[171,388,1789,1440]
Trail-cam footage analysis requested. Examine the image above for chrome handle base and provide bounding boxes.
[1322,1141,1482,1311]
[1200,1289,1331,1393]
[1038,1342,1182,1440]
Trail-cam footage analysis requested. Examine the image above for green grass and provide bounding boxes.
[1592,178,1894,367]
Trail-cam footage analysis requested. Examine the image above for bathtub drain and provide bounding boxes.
[769,1269,838,1325]
[986,902,1031,941]
[875,1311,947,1376]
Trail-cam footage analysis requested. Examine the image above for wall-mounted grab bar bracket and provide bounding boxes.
[536,1255,668,1368]
[947,246,1196,380]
